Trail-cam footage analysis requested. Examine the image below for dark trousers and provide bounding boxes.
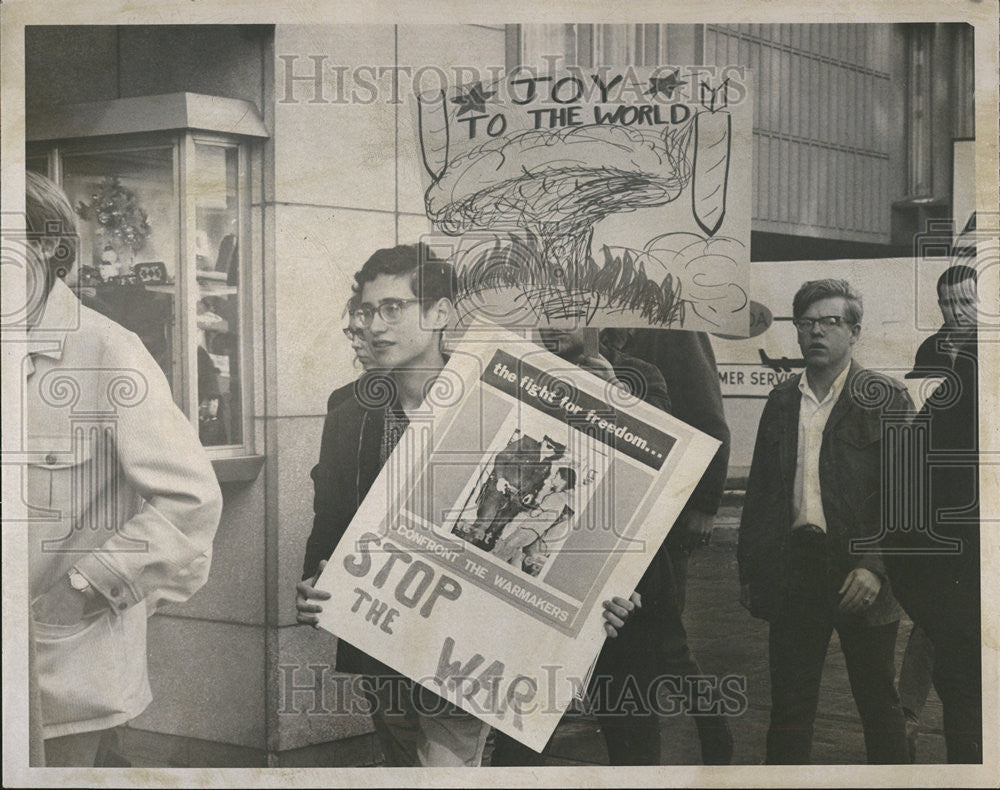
[766,532,907,765]
[491,548,730,766]
[664,545,733,764]
[489,607,663,766]
[926,618,982,764]
[898,623,934,722]
[890,556,982,763]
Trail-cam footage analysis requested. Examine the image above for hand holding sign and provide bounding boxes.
[296,559,331,627]
[603,592,642,638]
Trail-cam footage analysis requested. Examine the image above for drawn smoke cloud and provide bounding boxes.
[423,116,695,277]
[618,233,748,327]
[425,124,693,237]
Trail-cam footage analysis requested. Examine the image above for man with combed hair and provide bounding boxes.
[296,245,645,766]
[738,278,912,764]
[24,172,222,766]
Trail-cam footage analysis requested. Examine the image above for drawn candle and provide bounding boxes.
[691,81,733,237]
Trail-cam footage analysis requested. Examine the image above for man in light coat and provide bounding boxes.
[24,172,223,766]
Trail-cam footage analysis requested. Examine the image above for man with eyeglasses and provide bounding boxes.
[296,244,493,767]
[325,296,379,413]
[343,297,379,371]
[295,245,643,766]
[738,279,913,764]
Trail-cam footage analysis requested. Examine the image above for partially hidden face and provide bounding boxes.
[345,318,377,370]
[350,333,377,370]
[938,279,978,330]
[537,327,586,358]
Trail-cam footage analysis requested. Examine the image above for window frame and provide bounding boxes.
[27,128,258,460]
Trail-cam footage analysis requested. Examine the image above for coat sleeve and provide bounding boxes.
[73,329,223,614]
[613,356,670,414]
[648,330,730,514]
[303,403,354,580]
[737,395,778,587]
[639,359,671,414]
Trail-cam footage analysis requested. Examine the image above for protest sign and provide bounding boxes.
[411,66,752,335]
[314,328,720,750]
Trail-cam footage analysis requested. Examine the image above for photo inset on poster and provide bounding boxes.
[447,411,609,584]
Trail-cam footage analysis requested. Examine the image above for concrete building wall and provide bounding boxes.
[25,25,268,113]
[266,23,507,757]
[24,24,274,762]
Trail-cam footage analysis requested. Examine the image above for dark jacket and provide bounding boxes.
[886,333,979,638]
[905,325,961,379]
[594,349,682,659]
[601,345,671,415]
[304,373,395,674]
[737,360,912,625]
[616,329,730,515]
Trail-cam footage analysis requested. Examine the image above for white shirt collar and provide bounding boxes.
[798,361,851,407]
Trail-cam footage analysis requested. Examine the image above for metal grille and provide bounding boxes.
[954,24,976,140]
[520,23,896,244]
[905,24,934,198]
[705,24,893,242]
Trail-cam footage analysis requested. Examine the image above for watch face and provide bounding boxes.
[68,571,90,591]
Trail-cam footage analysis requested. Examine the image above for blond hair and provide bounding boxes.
[25,170,78,289]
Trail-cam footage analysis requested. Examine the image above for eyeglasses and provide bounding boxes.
[349,298,423,327]
[342,326,365,341]
[793,315,851,332]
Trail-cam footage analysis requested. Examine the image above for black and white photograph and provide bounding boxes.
[448,413,608,582]
[1,1,996,786]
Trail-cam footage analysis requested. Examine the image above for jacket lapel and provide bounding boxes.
[823,359,862,436]
[782,383,800,522]
[769,377,801,524]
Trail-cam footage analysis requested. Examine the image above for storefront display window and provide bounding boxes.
[28,105,261,457]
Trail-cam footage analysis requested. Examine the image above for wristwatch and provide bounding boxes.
[67,568,95,597]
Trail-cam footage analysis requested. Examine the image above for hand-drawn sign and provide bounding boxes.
[412,66,752,335]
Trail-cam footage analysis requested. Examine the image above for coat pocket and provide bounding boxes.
[27,437,105,548]
[34,610,128,727]
[830,415,885,542]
